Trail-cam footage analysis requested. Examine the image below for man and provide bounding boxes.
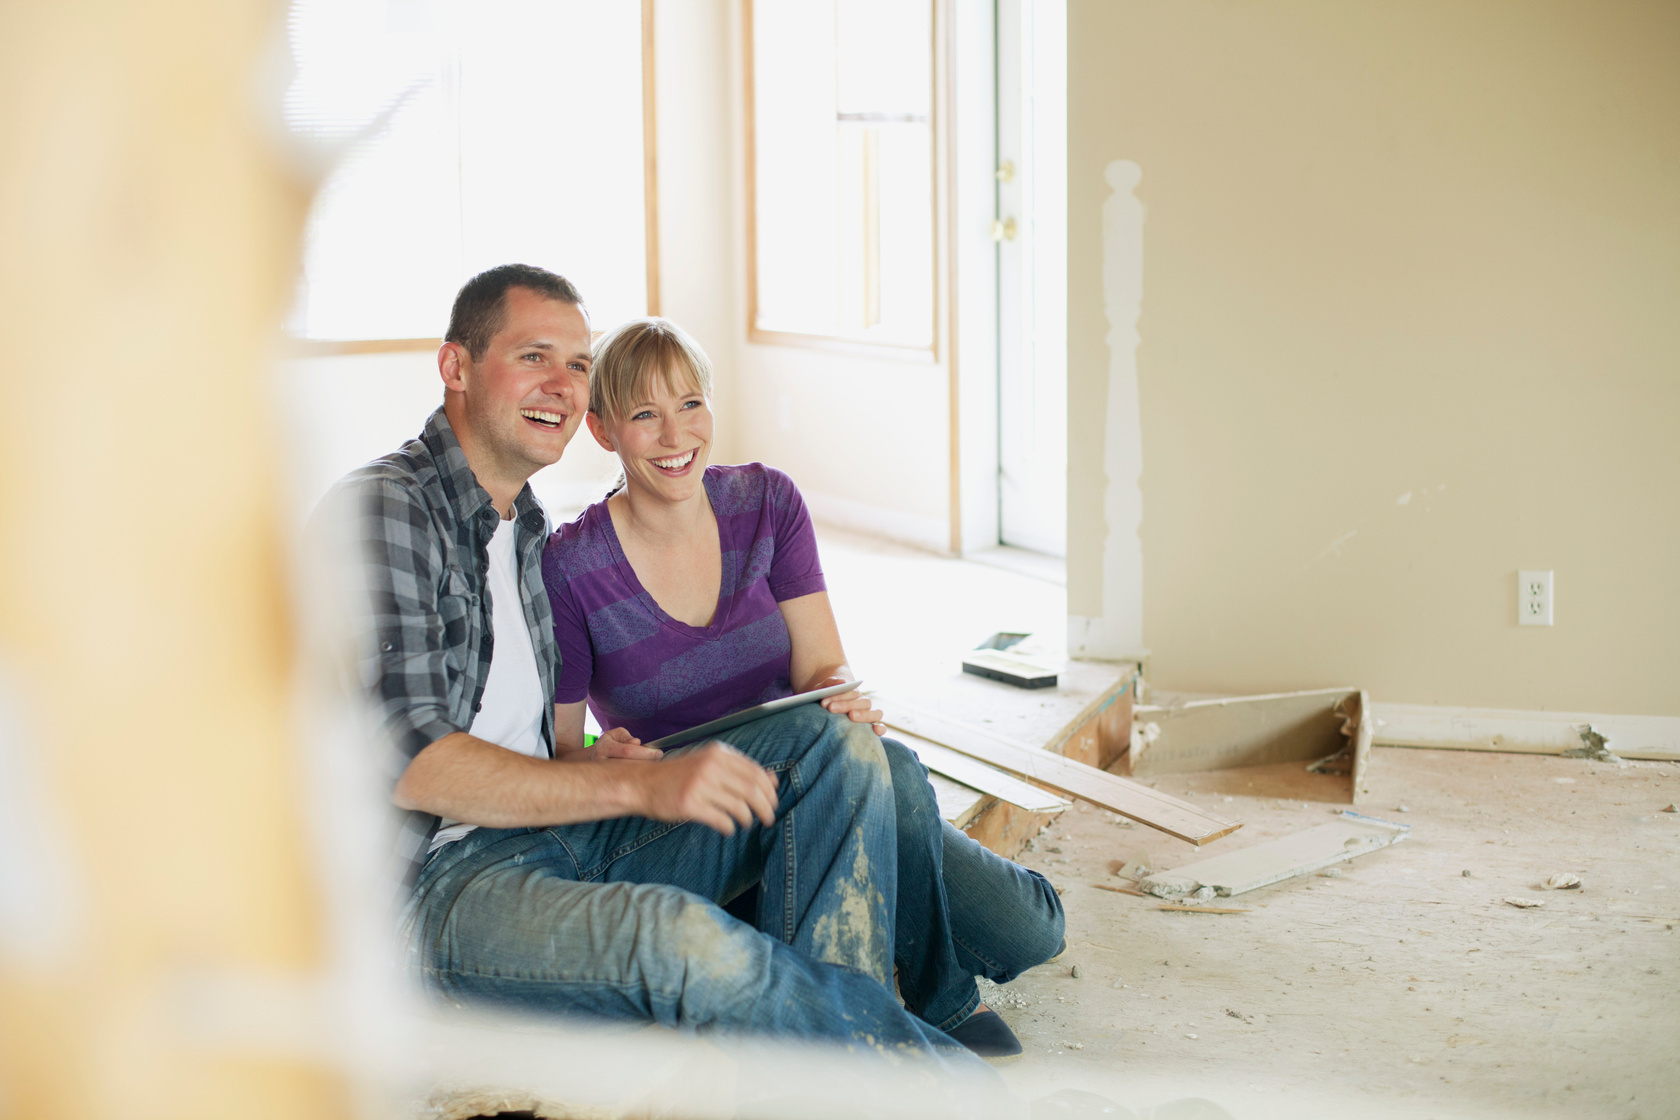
[326,264,969,1058]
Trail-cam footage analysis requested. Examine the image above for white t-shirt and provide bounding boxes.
[429,514,548,850]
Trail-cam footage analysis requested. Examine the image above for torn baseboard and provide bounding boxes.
[801,489,951,555]
[1371,703,1680,763]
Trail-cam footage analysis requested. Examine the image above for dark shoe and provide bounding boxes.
[1045,937,1068,964]
[947,1007,1024,1062]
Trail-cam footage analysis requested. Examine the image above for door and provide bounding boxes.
[995,0,1067,557]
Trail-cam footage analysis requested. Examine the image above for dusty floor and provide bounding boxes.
[812,527,1679,1118]
[985,747,1680,1120]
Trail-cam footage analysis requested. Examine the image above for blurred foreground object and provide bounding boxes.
[0,2,343,1117]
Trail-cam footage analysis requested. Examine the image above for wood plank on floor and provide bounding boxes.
[878,695,1243,846]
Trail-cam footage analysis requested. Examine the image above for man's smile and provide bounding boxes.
[521,408,567,429]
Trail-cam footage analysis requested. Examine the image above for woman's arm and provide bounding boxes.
[778,591,883,732]
[553,700,662,762]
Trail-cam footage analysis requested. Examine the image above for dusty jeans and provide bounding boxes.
[882,738,1067,1031]
[405,706,975,1062]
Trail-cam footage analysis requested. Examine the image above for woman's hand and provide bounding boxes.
[815,676,885,737]
[567,725,663,763]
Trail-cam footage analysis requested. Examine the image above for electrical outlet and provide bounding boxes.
[1518,570,1553,626]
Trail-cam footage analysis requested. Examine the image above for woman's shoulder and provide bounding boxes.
[705,462,801,517]
[542,496,619,582]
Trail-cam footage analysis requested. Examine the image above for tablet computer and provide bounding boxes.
[646,680,862,751]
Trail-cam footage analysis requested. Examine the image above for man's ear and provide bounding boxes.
[584,410,617,453]
[438,341,469,394]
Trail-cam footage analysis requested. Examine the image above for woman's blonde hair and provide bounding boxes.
[589,317,714,423]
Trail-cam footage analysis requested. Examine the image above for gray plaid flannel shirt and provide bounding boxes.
[330,406,557,886]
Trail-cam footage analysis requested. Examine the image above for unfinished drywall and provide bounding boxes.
[1068,160,1145,658]
[1067,0,1680,714]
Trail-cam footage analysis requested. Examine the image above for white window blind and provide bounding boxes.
[284,0,648,341]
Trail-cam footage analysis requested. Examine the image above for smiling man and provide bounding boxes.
[326,264,976,1065]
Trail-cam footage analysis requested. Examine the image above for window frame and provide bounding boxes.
[742,0,944,363]
[282,0,661,358]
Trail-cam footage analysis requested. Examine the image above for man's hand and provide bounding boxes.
[637,741,779,836]
[564,725,662,763]
[816,676,885,736]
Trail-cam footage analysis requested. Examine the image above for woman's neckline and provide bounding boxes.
[598,466,728,638]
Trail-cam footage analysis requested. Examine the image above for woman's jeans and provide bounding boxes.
[405,705,976,1064]
[882,738,1067,1031]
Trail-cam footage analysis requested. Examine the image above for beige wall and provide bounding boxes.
[1068,0,1680,714]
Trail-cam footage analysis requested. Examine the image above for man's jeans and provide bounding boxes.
[883,738,1067,1031]
[406,705,974,1062]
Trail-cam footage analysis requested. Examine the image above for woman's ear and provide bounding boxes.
[585,410,616,453]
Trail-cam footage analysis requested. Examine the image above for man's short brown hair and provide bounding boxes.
[446,264,583,360]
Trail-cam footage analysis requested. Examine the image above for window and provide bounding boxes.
[284,0,653,344]
[746,0,937,352]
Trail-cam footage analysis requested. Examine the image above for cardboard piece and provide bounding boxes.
[1129,688,1371,802]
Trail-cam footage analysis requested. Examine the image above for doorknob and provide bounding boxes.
[989,217,1017,242]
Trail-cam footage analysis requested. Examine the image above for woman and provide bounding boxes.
[542,317,1063,1059]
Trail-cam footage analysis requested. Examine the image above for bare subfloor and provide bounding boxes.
[983,747,1680,1120]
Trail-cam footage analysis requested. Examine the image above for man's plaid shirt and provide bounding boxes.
[330,406,557,885]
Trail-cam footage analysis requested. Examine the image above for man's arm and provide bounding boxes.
[394,730,781,836]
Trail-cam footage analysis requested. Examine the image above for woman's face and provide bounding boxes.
[589,364,713,505]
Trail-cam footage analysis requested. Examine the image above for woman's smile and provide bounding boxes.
[650,448,699,474]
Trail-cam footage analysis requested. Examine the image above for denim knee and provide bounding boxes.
[810,710,893,794]
[881,737,940,829]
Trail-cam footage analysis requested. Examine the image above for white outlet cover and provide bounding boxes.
[1518,569,1554,626]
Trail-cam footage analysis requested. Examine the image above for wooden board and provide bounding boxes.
[878,695,1242,846]
[925,772,991,829]
[870,660,1137,857]
[894,730,1071,815]
[1138,810,1408,898]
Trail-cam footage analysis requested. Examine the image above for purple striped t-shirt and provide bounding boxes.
[542,463,827,743]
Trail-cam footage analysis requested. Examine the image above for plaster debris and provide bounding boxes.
[1191,885,1217,900]
[1318,867,1343,879]
[1226,1008,1253,1023]
[1661,804,1678,813]
[1070,965,1083,979]
[1504,897,1545,909]
[1185,1033,1198,1040]
[1543,873,1582,890]
[1138,811,1408,898]
[1463,870,1474,877]
[1562,725,1623,764]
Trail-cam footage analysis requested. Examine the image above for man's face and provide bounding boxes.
[445,287,592,486]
